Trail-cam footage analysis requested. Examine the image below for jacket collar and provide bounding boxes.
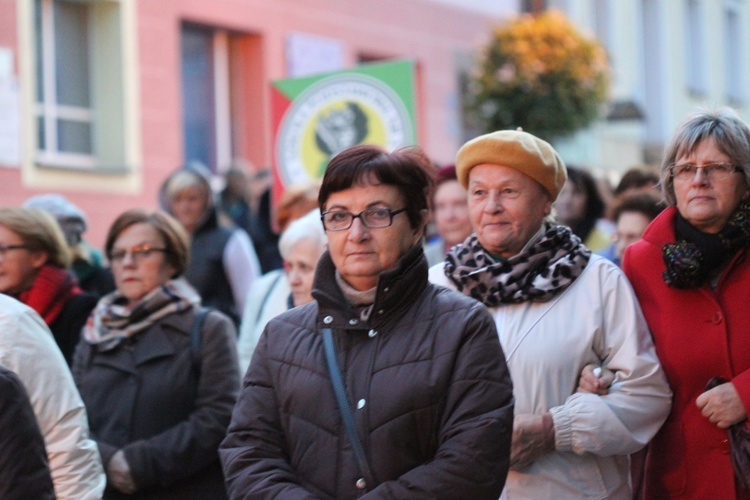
[641,205,677,247]
[312,244,428,330]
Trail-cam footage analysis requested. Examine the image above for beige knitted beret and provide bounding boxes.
[455,130,567,200]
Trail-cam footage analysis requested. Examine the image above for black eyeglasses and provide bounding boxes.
[669,162,743,182]
[109,244,169,265]
[321,207,407,231]
[0,244,29,262]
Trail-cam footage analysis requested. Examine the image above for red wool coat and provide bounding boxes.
[623,206,750,499]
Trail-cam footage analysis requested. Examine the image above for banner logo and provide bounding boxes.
[276,73,414,186]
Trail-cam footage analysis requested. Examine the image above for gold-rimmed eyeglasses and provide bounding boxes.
[669,162,743,182]
[109,244,169,265]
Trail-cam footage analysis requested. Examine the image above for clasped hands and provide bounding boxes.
[510,364,616,471]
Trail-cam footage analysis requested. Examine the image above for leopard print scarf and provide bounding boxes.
[443,225,591,306]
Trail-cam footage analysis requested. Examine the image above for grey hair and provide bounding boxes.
[278,209,327,260]
[661,107,750,205]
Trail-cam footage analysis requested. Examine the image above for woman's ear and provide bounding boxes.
[414,209,430,240]
[544,200,553,217]
[29,250,49,270]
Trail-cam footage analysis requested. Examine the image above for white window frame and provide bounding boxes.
[18,0,141,193]
[213,30,232,174]
[35,0,96,169]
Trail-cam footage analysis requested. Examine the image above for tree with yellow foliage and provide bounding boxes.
[467,10,610,140]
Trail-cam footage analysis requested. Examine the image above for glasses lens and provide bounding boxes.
[362,208,392,228]
[706,163,736,180]
[110,250,126,263]
[323,212,352,230]
[673,164,696,179]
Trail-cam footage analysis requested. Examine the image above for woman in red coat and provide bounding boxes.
[623,108,750,499]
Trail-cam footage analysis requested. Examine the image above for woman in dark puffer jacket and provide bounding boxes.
[221,144,514,499]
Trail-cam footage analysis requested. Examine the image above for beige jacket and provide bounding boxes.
[430,254,672,499]
[0,294,105,499]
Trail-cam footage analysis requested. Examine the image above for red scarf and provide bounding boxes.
[19,265,82,325]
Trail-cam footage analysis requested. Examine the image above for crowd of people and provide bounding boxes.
[1,106,750,499]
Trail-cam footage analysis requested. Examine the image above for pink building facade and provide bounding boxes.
[0,0,513,246]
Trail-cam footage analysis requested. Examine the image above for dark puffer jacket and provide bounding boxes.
[221,245,514,499]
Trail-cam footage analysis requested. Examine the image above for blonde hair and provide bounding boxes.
[164,170,210,202]
[0,207,71,268]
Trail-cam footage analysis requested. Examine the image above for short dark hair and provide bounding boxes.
[611,191,665,223]
[564,166,605,242]
[318,144,435,231]
[614,166,660,196]
[105,209,190,278]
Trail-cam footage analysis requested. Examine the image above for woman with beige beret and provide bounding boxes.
[429,130,672,499]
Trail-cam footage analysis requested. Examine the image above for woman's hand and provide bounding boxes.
[510,413,555,471]
[696,381,747,429]
[107,450,137,494]
[577,364,615,395]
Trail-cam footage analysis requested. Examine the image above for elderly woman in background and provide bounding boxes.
[161,164,261,326]
[237,208,327,374]
[221,144,514,499]
[0,207,97,365]
[424,164,473,266]
[429,130,671,499]
[622,108,750,499]
[72,209,240,498]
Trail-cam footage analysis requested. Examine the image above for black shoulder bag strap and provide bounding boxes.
[191,307,210,378]
[321,328,376,490]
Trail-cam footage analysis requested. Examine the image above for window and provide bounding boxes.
[179,24,264,175]
[685,0,707,95]
[725,0,746,103]
[34,0,93,166]
[181,25,251,174]
[29,0,137,175]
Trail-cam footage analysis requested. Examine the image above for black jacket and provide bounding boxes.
[221,245,514,499]
[0,366,55,500]
[73,307,240,499]
[50,292,98,365]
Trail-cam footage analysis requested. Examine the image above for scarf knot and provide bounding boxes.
[444,225,591,306]
[662,201,750,289]
[83,278,201,351]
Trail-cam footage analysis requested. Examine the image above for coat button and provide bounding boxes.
[356,478,366,490]
[721,438,730,454]
[713,312,723,324]
[349,318,359,325]
[357,398,366,409]
[324,316,333,324]
[368,329,377,338]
